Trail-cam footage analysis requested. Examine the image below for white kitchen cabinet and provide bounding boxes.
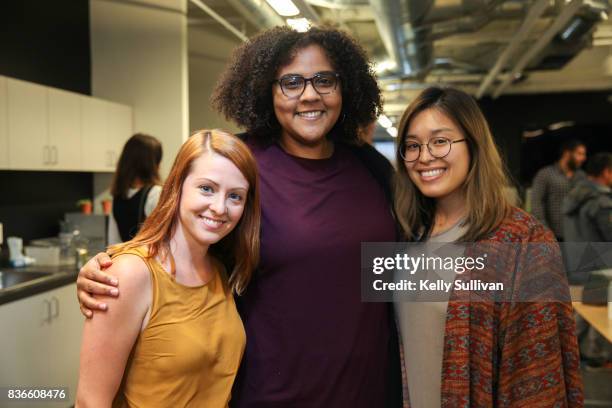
[81,97,132,172]
[48,88,82,170]
[107,101,132,168]
[7,78,48,170]
[80,96,109,171]
[0,283,83,408]
[0,76,8,168]
[0,75,133,172]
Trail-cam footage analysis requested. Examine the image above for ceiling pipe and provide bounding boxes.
[426,0,507,40]
[369,0,434,78]
[225,0,285,31]
[189,0,249,42]
[306,0,369,8]
[492,0,584,98]
[476,0,549,98]
[293,0,322,23]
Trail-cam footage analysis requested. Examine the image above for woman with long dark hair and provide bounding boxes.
[108,133,162,244]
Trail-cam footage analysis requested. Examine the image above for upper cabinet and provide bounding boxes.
[7,78,48,170]
[81,97,132,172]
[48,88,82,170]
[81,96,109,172]
[0,77,8,168]
[107,102,132,168]
[0,75,132,172]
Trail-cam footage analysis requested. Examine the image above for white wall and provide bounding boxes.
[188,25,242,133]
[89,0,189,179]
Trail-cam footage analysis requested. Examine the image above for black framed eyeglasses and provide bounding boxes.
[274,72,340,98]
[400,137,466,162]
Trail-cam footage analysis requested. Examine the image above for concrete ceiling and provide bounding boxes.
[187,0,612,136]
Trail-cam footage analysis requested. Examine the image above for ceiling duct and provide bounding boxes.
[306,0,369,7]
[225,0,285,30]
[368,0,510,78]
[369,0,434,78]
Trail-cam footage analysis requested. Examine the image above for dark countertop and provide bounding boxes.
[0,264,78,306]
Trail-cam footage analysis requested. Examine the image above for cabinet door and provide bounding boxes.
[0,76,8,168]
[81,96,109,172]
[48,89,81,170]
[0,284,82,407]
[0,289,54,403]
[46,284,83,405]
[7,78,48,170]
[107,102,132,170]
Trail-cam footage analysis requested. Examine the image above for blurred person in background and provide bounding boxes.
[108,133,163,244]
[531,139,587,240]
[563,152,612,244]
[562,152,612,368]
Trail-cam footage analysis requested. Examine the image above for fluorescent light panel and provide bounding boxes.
[286,18,310,32]
[266,0,300,17]
[377,115,393,129]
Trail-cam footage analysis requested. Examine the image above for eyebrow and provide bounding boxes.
[194,177,248,191]
[194,177,219,186]
[279,70,335,78]
[405,127,455,138]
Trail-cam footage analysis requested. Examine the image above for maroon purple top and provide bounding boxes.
[231,141,397,407]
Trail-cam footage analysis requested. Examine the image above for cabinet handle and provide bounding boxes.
[42,299,52,324]
[52,146,58,165]
[51,296,60,320]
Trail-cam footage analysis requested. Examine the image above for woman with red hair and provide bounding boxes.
[76,130,260,407]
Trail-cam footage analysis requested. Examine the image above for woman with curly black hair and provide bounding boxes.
[75,26,402,407]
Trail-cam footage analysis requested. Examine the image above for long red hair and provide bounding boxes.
[109,129,260,295]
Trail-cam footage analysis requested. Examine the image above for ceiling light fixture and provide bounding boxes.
[374,60,397,74]
[266,0,300,17]
[387,127,398,138]
[286,18,310,32]
[377,115,393,129]
[548,121,575,131]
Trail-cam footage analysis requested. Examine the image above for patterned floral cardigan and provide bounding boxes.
[399,207,583,407]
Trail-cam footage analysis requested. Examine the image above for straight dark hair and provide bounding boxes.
[394,86,512,241]
[111,133,163,199]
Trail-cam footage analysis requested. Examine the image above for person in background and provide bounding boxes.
[394,86,582,407]
[563,152,612,244]
[108,133,163,244]
[76,130,260,407]
[531,139,587,240]
[562,152,612,366]
[74,26,402,407]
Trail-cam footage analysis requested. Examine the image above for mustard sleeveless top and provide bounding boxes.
[112,246,246,408]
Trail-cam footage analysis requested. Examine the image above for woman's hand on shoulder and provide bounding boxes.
[76,252,118,317]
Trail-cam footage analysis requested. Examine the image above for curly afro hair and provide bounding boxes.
[211,25,382,144]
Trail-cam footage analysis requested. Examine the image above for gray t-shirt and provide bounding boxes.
[395,221,467,408]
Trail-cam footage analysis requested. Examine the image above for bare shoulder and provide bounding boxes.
[106,253,151,290]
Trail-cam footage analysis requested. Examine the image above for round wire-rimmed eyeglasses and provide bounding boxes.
[274,72,340,99]
[400,137,467,162]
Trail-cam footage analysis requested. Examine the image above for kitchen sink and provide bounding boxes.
[0,270,53,290]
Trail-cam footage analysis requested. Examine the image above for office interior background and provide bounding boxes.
[0,0,611,407]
